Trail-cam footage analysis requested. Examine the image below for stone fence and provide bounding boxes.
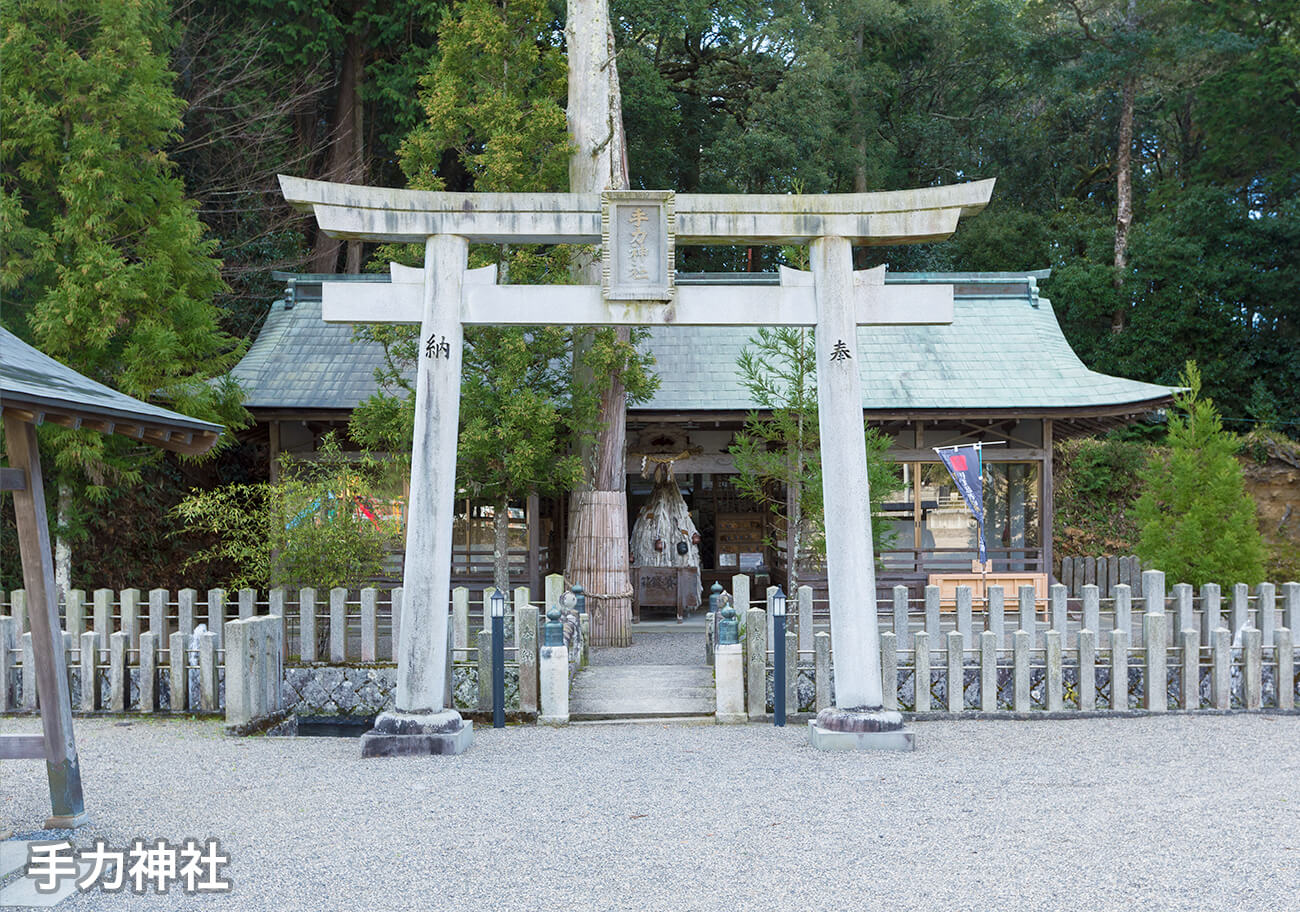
[0,574,589,728]
[708,572,1299,718]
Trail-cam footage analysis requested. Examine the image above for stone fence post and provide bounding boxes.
[715,605,744,723]
[539,606,568,725]
[224,615,284,731]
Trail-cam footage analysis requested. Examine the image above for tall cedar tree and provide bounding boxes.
[1,0,248,589]
[1133,363,1265,587]
[729,325,900,591]
[350,0,654,596]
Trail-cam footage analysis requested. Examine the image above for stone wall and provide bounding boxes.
[282,663,521,718]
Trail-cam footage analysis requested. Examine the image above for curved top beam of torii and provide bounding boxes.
[278,175,995,246]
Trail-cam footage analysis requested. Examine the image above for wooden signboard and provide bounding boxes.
[632,565,702,623]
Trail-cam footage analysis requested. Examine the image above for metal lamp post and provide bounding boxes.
[490,589,506,729]
[773,586,787,727]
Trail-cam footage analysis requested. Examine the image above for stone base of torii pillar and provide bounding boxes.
[360,709,474,757]
[807,708,915,752]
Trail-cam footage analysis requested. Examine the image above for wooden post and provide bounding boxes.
[526,492,541,601]
[1042,418,1053,578]
[3,413,87,826]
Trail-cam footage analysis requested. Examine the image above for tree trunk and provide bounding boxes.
[852,25,869,194]
[564,0,633,646]
[1112,71,1135,334]
[1112,0,1138,333]
[54,482,72,602]
[311,29,366,274]
[629,473,702,608]
[493,496,510,599]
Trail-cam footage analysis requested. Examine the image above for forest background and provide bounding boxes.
[2,0,1297,586]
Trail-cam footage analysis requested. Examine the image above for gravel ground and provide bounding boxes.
[589,630,701,666]
[2,714,1298,911]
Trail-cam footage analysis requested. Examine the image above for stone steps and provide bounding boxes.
[569,663,715,720]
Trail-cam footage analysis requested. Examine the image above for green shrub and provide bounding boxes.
[174,434,392,589]
[1133,363,1265,587]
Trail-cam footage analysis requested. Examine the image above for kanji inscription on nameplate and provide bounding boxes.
[601,190,675,301]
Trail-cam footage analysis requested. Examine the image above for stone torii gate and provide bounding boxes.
[280,176,994,753]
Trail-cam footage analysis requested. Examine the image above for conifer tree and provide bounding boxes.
[1,0,248,586]
[1134,362,1265,587]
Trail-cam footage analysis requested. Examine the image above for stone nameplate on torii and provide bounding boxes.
[280,174,995,754]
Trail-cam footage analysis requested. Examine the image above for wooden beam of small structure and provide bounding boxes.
[0,734,46,760]
[3,411,89,828]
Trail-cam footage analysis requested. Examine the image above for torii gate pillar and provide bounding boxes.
[808,238,911,749]
[359,235,475,757]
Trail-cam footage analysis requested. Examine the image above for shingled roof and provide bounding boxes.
[232,272,1175,423]
[1,327,223,455]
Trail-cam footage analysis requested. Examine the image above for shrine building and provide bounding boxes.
[229,268,1174,603]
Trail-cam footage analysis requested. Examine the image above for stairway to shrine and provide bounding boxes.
[568,626,716,721]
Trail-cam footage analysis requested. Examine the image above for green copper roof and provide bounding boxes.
[231,272,1175,415]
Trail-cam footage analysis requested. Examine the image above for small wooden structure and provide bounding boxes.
[1,327,221,827]
[631,565,702,623]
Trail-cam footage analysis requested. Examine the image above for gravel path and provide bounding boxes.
[2,714,1298,911]
[589,630,702,666]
